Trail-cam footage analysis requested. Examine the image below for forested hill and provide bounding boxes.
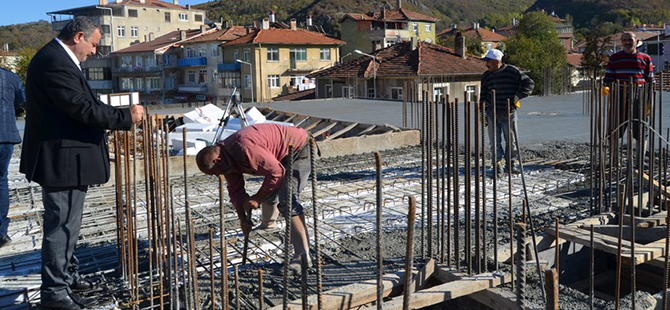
[194,0,535,35]
[529,0,670,29]
[0,21,54,52]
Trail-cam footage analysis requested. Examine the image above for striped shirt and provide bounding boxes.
[604,51,653,84]
[479,64,535,111]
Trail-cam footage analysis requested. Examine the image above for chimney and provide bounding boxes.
[472,22,479,29]
[246,26,251,34]
[186,4,190,10]
[511,18,517,27]
[3,43,8,52]
[381,8,386,20]
[306,15,313,27]
[179,30,186,41]
[148,32,155,41]
[200,24,207,33]
[455,32,466,59]
[99,0,108,5]
[139,0,145,3]
[253,20,260,29]
[269,11,275,23]
[290,18,297,30]
[262,18,270,30]
[410,36,417,51]
[397,0,402,9]
[173,0,178,4]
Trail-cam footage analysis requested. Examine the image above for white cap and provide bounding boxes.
[482,49,503,61]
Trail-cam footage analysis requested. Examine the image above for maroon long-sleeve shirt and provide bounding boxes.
[219,123,308,219]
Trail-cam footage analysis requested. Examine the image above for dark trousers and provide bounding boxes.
[40,186,88,302]
[0,143,13,237]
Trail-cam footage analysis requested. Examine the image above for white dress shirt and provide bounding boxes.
[55,37,81,72]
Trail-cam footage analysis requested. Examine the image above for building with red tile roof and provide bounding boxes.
[339,2,439,58]
[437,24,507,56]
[219,22,345,102]
[308,39,488,102]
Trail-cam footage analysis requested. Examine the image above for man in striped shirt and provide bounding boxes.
[603,32,654,141]
[479,49,535,175]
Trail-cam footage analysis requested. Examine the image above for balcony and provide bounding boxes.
[178,84,208,93]
[218,62,241,71]
[289,59,322,72]
[178,57,207,67]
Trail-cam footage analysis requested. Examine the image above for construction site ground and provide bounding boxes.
[2,92,670,309]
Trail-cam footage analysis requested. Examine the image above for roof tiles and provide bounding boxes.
[342,8,438,23]
[223,28,344,46]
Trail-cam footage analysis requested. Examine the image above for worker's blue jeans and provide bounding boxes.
[0,143,13,238]
[486,109,518,163]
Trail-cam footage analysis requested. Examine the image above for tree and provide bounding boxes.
[503,11,567,95]
[580,25,611,79]
[15,48,35,86]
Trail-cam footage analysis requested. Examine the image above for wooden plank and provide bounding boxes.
[636,170,670,200]
[294,116,310,127]
[267,262,432,310]
[363,270,511,310]
[620,211,667,228]
[326,123,359,140]
[591,225,668,243]
[302,119,323,131]
[408,258,435,293]
[283,114,298,123]
[568,212,616,228]
[546,225,665,265]
[356,125,377,136]
[312,122,339,137]
[469,287,540,310]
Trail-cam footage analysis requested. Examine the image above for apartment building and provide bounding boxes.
[339,0,437,58]
[111,26,215,104]
[47,0,206,95]
[177,26,248,100]
[220,20,344,102]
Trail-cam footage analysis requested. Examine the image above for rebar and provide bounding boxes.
[310,138,323,310]
[403,196,417,310]
[375,151,383,310]
[516,222,526,310]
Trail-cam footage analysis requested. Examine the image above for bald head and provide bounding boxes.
[196,145,225,175]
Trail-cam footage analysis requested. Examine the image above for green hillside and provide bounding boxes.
[0,20,54,52]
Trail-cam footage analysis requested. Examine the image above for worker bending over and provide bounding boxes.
[196,123,311,270]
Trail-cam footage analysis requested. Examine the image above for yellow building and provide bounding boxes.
[339,1,438,58]
[220,21,344,102]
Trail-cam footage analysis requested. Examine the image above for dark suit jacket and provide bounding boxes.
[20,39,133,187]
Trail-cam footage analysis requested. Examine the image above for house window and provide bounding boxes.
[134,56,143,69]
[433,84,449,102]
[145,55,157,68]
[290,48,307,61]
[128,9,138,18]
[179,13,188,21]
[120,78,133,90]
[412,22,418,34]
[195,14,203,22]
[120,56,132,69]
[243,48,250,62]
[165,12,171,22]
[425,23,432,33]
[368,88,375,98]
[199,70,207,83]
[188,70,196,83]
[186,47,196,58]
[131,26,138,38]
[385,40,396,47]
[234,50,239,61]
[268,75,280,88]
[267,47,279,62]
[244,74,251,89]
[391,87,403,100]
[165,76,175,89]
[150,77,161,90]
[164,54,172,66]
[342,86,353,98]
[320,48,331,61]
[210,44,219,57]
[325,85,333,98]
[117,26,125,37]
[466,85,477,102]
[199,45,207,57]
[290,75,305,87]
[86,67,106,80]
[135,77,144,91]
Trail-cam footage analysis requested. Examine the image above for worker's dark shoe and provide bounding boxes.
[496,160,506,176]
[0,236,11,249]
[40,295,81,310]
[287,257,313,276]
[70,292,97,308]
[71,277,98,292]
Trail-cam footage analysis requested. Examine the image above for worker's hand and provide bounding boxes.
[243,198,261,214]
[240,217,252,235]
[601,86,610,97]
[130,104,144,123]
[514,100,520,109]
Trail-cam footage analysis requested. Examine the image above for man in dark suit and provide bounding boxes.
[20,17,144,309]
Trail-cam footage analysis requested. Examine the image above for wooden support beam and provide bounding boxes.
[363,270,511,310]
[326,123,359,140]
[267,261,434,310]
[294,116,310,127]
[545,225,666,265]
[283,114,298,123]
[357,125,377,136]
[408,258,435,293]
[469,287,536,310]
[312,122,340,137]
[591,226,668,243]
[636,170,670,200]
[302,119,323,132]
[620,211,667,228]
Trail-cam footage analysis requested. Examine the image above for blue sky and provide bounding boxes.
[1,0,206,26]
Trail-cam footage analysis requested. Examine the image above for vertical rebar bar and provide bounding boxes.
[283,145,294,310]
[474,98,481,274]
[403,196,417,310]
[516,222,526,310]
[301,253,308,310]
[259,269,264,310]
[219,175,228,310]
[590,224,594,310]
[492,91,498,271]
[465,98,472,274]
[310,138,323,310]
[210,227,216,310]
[507,100,514,291]
[375,151,383,310]
[235,265,241,310]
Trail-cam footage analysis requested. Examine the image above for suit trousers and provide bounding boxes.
[40,185,88,302]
